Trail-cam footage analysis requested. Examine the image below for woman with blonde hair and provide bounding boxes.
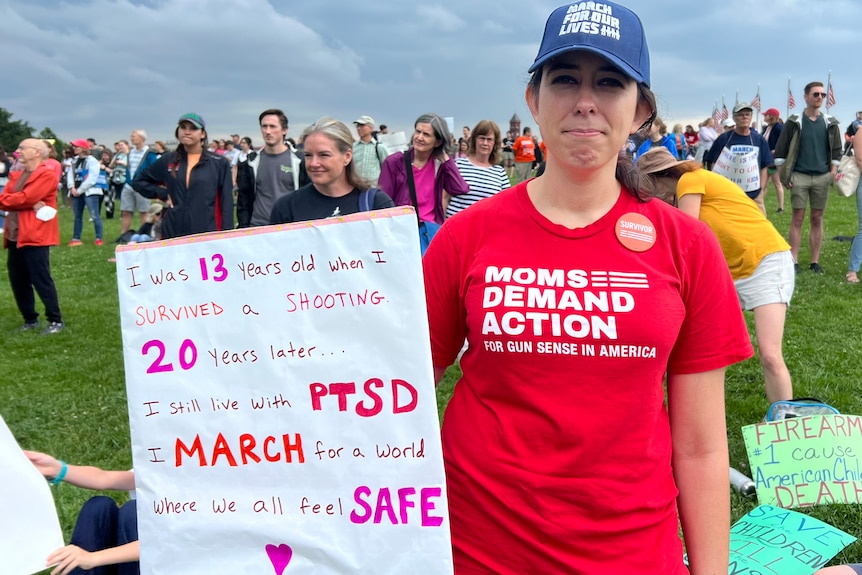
[269,117,394,224]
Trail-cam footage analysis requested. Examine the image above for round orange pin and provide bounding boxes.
[615,213,656,252]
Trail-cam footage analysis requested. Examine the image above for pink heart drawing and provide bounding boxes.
[265,543,293,575]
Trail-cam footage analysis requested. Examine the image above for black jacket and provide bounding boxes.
[134,150,233,238]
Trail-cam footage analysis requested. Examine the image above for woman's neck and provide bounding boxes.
[185,144,203,155]
[469,152,491,167]
[526,158,621,229]
[413,148,433,166]
[315,178,354,198]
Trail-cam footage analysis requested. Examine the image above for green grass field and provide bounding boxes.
[3,184,862,568]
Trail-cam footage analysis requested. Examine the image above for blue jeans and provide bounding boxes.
[850,179,862,272]
[72,194,103,241]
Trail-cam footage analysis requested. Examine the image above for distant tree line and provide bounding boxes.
[0,107,67,155]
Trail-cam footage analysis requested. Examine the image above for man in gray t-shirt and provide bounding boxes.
[251,148,296,226]
[236,108,302,227]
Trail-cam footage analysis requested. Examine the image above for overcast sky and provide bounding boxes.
[3,0,860,145]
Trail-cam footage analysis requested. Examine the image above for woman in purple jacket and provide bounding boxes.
[378,113,469,225]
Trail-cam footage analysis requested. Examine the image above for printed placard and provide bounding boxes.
[743,415,862,508]
[712,146,760,192]
[115,208,453,574]
[730,505,855,575]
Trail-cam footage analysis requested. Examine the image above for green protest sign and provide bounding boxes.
[742,414,862,508]
[729,505,855,575]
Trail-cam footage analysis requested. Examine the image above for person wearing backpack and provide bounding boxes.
[352,115,388,186]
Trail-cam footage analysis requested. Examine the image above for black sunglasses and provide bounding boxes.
[810,92,827,98]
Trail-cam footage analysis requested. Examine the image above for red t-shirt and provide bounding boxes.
[512,136,535,163]
[423,183,752,574]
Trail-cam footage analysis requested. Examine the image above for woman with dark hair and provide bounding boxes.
[684,124,699,158]
[269,117,393,224]
[378,112,469,227]
[455,139,468,159]
[635,116,678,160]
[237,137,252,163]
[446,120,510,218]
[133,113,233,239]
[422,2,752,573]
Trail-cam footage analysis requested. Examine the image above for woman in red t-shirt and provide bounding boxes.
[422,2,752,574]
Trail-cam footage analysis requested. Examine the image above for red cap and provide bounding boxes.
[70,139,90,149]
[764,108,780,117]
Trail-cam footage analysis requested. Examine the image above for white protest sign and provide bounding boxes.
[0,415,65,575]
[115,208,453,574]
[377,132,408,156]
[712,145,760,192]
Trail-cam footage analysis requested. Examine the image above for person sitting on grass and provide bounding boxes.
[25,450,138,575]
[129,202,163,244]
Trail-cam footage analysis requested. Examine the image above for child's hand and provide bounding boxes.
[23,450,62,479]
[48,545,97,575]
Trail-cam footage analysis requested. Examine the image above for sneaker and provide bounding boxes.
[809,262,824,274]
[18,321,40,332]
[41,322,65,335]
[777,208,784,213]
[68,239,82,247]
[95,239,103,246]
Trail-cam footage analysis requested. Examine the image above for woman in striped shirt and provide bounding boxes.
[446,120,511,218]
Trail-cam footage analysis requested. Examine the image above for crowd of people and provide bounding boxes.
[4,1,862,573]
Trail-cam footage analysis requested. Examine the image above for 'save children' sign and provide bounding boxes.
[729,505,855,575]
[115,208,453,574]
[743,414,862,508]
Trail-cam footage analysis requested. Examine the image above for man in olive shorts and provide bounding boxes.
[773,81,842,274]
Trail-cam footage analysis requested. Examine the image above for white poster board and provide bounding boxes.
[712,145,760,192]
[377,132,408,156]
[0,415,65,575]
[115,208,452,574]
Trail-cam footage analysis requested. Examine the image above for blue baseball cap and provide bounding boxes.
[528,1,650,87]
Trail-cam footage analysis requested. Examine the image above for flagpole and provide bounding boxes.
[826,70,832,112]
[787,77,791,120]
[754,84,761,129]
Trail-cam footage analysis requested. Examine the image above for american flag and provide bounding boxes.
[712,105,721,127]
[721,104,729,122]
[788,87,796,110]
[751,90,761,112]
[827,81,836,108]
